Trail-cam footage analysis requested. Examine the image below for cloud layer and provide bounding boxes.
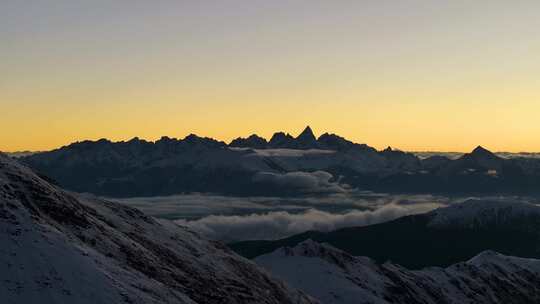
[117,192,458,242]
[252,171,347,194]
[175,202,443,242]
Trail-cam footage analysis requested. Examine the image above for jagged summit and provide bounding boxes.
[295,126,318,148]
[297,126,317,141]
[49,127,375,152]
[229,134,268,149]
[268,132,296,148]
[62,133,227,152]
[470,145,497,158]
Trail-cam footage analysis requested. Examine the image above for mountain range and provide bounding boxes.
[230,126,374,152]
[18,126,540,197]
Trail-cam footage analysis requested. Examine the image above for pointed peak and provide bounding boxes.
[472,145,489,152]
[471,146,495,156]
[297,126,316,141]
[301,125,314,134]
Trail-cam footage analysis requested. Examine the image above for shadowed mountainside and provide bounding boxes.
[20,127,540,197]
[0,153,316,304]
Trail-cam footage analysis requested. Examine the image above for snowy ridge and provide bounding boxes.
[0,154,316,304]
[256,240,540,304]
[428,199,540,229]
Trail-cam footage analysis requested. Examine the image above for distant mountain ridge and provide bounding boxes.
[19,127,540,197]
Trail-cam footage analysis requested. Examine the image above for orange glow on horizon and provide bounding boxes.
[2,2,540,153]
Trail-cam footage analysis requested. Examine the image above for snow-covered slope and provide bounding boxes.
[429,199,540,229]
[0,153,315,304]
[256,240,540,304]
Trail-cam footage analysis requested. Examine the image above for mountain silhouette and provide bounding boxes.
[19,129,540,197]
[295,126,318,148]
[230,134,268,149]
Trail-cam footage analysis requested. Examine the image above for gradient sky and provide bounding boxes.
[2,1,540,152]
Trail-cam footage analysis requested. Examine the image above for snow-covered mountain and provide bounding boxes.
[0,153,316,304]
[232,199,540,268]
[256,240,540,304]
[19,127,540,197]
[18,129,408,197]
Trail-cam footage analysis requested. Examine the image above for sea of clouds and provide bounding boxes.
[118,191,457,242]
[116,169,539,242]
[174,201,443,242]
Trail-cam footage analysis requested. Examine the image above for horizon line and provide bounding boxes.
[2,131,540,155]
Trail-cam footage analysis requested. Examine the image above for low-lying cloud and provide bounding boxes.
[175,202,443,242]
[117,191,460,242]
[252,171,348,194]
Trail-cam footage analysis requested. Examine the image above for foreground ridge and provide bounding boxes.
[256,240,540,304]
[0,154,316,304]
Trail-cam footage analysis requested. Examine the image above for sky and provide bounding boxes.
[2,1,540,152]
